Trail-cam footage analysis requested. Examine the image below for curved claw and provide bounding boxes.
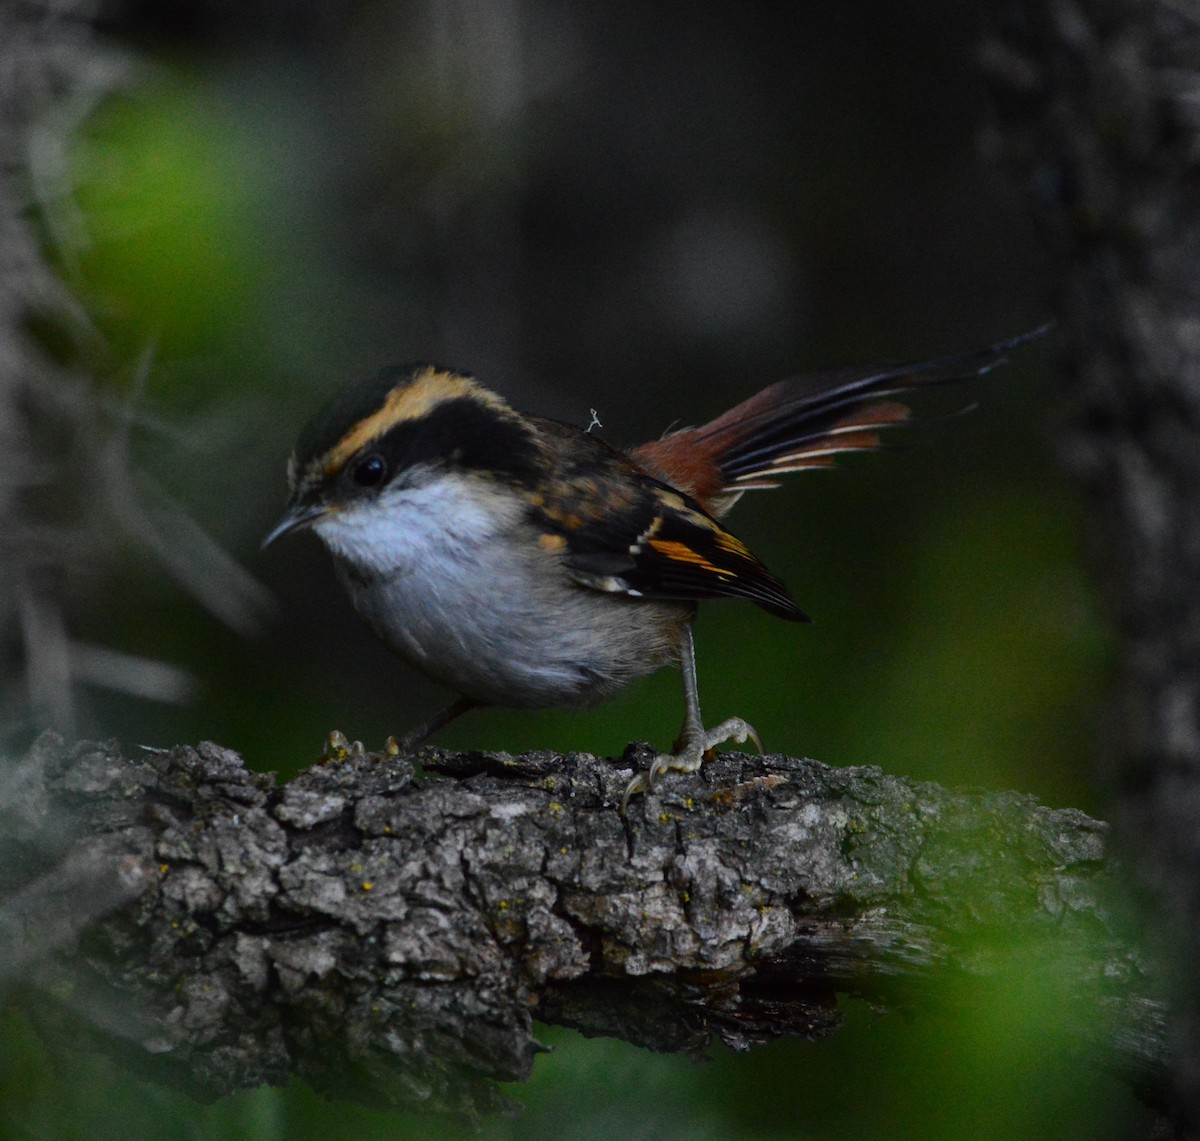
[620,716,762,814]
[620,771,649,815]
[322,729,362,762]
[701,717,761,757]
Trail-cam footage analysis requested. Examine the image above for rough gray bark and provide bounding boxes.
[982,1,1200,1129]
[0,733,1159,1122]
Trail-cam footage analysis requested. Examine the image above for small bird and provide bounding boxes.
[264,331,1041,809]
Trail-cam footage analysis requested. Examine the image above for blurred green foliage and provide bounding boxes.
[71,76,270,357]
[6,2,1139,1138]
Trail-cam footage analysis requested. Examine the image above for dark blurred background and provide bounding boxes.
[3,1,1140,1137]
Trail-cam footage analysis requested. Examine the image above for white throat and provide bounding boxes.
[314,472,518,578]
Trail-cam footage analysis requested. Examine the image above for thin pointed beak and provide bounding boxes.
[261,502,327,550]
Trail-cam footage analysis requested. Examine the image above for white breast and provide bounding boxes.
[313,473,682,707]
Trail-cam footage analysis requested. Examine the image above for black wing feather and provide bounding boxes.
[527,420,807,621]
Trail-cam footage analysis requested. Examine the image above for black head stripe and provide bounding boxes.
[373,396,543,485]
[294,363,450,475]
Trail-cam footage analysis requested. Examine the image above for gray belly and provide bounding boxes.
[338,559,688,709]
[313,475,689,709]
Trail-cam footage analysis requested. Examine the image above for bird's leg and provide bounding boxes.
[396,696,481,750]
[621,625,761,812]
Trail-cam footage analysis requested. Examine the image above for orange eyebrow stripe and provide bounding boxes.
[648,538,735,577]
[323,366,504,475]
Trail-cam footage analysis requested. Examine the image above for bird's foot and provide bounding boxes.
[320,730,402,763]
[621,717,761,813]
[321,729,363,762]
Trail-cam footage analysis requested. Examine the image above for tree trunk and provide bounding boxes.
[983,0,1200,1129]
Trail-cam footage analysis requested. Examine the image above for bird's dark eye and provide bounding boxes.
[351,453,388,487]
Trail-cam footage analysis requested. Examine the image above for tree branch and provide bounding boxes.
[2,734,1159,1122]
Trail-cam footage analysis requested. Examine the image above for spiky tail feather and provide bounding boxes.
[631,327,1047,514]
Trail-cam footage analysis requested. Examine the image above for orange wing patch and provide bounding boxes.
[647,538,736,578]
[712,529,754,559]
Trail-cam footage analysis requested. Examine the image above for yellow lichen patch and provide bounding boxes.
[648,538,734,577]
[360,881,374,892]
[323,366,508,475]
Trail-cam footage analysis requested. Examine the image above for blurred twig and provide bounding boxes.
[0,0,271,736]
